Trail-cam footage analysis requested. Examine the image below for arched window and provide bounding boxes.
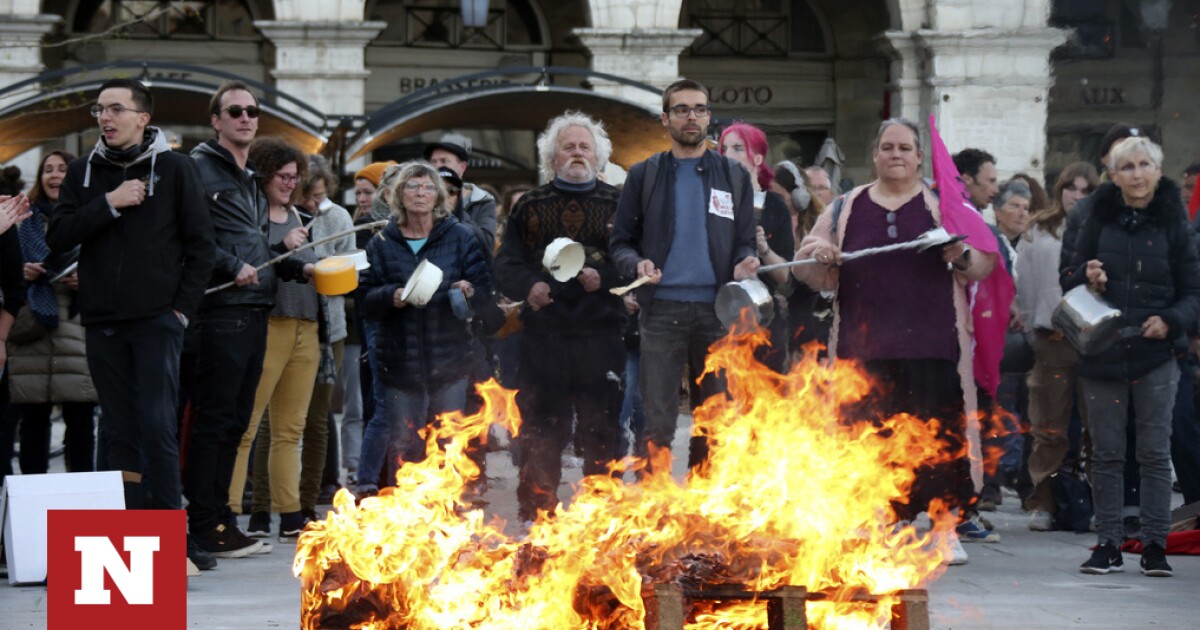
[682,0,828,57]
[72,0,258,40]
[367,0,546,50]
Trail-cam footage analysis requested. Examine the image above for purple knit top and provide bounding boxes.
[836,191,958,362]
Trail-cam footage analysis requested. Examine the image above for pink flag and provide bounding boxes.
[928,115,1015,397]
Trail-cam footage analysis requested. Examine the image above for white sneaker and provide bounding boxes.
[942,531,969,566]
[1028,510,1054,532]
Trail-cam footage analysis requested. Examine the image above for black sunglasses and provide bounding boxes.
[221,105,260,119]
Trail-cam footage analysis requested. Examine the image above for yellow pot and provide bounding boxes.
[314,257,358,296]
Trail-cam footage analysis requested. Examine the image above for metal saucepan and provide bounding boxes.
[715,277,775,330]
[1052,285,1136,355]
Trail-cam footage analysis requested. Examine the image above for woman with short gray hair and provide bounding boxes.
[1063,136,1200,577]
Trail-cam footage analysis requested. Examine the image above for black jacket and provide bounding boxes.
[360,215,491,390]
[47,128,215,325]
[609,150,756,304]
[1062,178,1200,380]
[191,140,283,310]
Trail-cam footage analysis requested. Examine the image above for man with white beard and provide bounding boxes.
[494,111,626,525]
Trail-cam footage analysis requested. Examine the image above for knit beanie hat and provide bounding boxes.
[354,161,396,188]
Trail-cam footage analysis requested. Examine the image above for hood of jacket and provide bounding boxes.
[82,126,173,196]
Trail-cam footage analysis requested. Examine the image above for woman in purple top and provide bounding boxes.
[793,118,997,565]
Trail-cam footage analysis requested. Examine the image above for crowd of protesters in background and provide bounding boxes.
[2,77,1199,580]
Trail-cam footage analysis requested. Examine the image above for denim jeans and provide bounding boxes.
[86,311,185,510]
[354,321,391,489]
[1082,359,1178,547]
[1171,357,1200,504]
[358,378,468,489]
[619,348,645,458]
[638,299,725,470]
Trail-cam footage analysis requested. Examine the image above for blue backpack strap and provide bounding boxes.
[640,152,663,211]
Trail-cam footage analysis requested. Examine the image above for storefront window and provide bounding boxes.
[74,0,258,40]
[683,0,827,57]
[367,0,545,49]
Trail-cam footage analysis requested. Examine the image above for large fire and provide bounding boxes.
[295,326,959,629]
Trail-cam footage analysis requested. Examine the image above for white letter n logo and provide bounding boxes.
[74,536,159,605]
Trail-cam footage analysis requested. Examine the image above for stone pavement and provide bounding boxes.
[2,414,1195,629]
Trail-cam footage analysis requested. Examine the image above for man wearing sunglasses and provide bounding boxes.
[182,81,307,566]
[47,78,215,540]
[610,78,759,472]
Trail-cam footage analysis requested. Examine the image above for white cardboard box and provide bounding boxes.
[1,471,125,584]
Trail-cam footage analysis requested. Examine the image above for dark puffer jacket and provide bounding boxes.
[1062,178,1200,380]
[360,215,490,390]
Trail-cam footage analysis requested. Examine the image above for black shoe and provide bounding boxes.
[278,511,310,542]
[1080,542,1124,574]
[247,511,271,538]
[301,508,319,523]
[199,523,264,558]
[1140,543,1173,577]
[186,536,217,571]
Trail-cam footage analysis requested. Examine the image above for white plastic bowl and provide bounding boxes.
[542,237,584,283]
[400,259,443,307]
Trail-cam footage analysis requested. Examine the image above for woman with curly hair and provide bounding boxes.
[227,137,319,543]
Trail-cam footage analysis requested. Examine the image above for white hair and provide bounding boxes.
[1107,136,1164,173]
[537,111,612,183]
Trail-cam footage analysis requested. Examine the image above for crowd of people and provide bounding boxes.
[0,76,1197,582]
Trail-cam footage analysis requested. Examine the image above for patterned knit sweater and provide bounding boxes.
[494,179,627,335]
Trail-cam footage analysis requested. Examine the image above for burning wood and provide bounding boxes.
[296,331,956,629]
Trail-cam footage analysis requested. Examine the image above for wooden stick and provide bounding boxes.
[204,220,387,295]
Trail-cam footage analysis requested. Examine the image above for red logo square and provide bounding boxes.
[47,510,186,630]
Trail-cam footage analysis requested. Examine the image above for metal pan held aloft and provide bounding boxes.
[543,237,585,283]
[715,277,775,330]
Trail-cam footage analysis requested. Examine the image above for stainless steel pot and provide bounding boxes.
[1052,285,1125,355]
[715,278,775,329]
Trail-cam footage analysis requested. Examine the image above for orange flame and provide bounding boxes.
[296,325,958,629]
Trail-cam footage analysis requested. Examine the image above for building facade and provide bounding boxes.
[0,0,1196,190]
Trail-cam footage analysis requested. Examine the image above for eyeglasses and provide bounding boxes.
[275,173,299,184]
[665,104,711,119]
[404,182,438,193]
[221,105,260,119]
[90,104,145,118]
[886,211,898,239]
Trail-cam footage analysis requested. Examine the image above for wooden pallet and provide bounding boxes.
[641,583,929,630]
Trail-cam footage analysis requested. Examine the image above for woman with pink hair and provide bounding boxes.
[719,123,794,372]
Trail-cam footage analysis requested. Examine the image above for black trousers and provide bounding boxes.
[515,333,625,521]
[183,307,268,532]
[86,312,186,510]
[16,402,95,474]
[841,358,974,522]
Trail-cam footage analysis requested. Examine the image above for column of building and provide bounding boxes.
[569,0,700,113]
[0,10,61,176]
[882,0,1065,181]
